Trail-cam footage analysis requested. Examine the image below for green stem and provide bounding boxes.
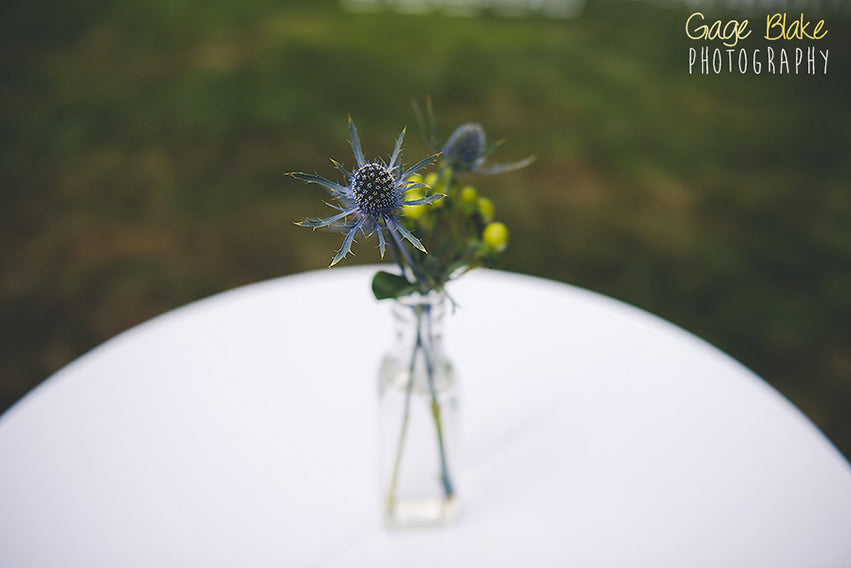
[384,303,455,516]
[385,317,421,514]
[419,310,454,498]
[387,223,428,290]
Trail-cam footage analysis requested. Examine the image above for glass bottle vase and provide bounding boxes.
[378,291,459,529]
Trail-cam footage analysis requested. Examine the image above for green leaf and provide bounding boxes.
[372,271,415,301]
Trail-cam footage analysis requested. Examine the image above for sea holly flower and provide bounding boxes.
[290,117,443,266]
[413,98,535,175]
[442,122,536,175]
[442,123,486,173]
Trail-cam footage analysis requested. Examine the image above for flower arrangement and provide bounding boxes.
[289,102,532,527]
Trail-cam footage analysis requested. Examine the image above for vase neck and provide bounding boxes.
[391,292,447,353]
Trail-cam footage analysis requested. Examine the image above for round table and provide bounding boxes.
[1,266,849,567]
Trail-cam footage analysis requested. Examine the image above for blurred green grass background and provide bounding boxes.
[2,0,850,457]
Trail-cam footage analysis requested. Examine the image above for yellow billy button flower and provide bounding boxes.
[424,172,439,189]
[483,222,509,252]
[477,196,494,222]
[460,185,477,205]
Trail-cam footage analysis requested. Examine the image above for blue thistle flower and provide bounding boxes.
[442,123,487,172]
[291,117,443,266]
[442,122,535,175]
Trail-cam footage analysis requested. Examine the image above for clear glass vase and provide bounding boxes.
[378,291,459,529]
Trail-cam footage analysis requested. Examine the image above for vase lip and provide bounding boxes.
[392,289,447,308]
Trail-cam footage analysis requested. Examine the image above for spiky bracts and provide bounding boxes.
[291,117,443,266]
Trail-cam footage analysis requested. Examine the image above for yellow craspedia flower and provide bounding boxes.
[483,222,509,252]
[460,185,478,204]
[477,197,495,222]
[424,172,439,189]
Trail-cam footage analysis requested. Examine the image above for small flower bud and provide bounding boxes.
[477,196,495,222]
[483,222,509,252]
[443,123,486,172]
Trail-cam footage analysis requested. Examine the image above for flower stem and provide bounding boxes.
[387,223,429,290]
[419,309,454,498]
[384,317,421,514]
[384,302,455,517]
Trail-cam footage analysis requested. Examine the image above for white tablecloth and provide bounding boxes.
[1,266,850,567]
